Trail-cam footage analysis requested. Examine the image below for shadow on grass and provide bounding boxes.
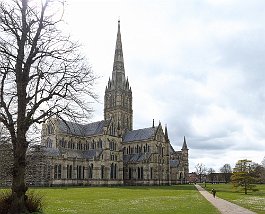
[203,184,265,196]
[98,184,196,191]
[30,184,197,191]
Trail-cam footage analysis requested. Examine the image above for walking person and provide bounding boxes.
[211,188,216,198]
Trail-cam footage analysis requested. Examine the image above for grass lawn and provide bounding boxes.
[22,185,220,214]
[203,183,265,214]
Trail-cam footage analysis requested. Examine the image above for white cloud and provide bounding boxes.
[64,0,265,172]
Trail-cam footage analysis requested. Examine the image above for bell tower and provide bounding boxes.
[104,20,133,136]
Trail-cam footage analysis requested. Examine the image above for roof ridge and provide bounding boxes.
[129,126,158,132]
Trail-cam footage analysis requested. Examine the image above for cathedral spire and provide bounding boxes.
[182,136,188,150]
[112,20,125,86]
[164,124,169,141]
[104,21,133,133]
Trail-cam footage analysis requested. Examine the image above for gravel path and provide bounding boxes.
[195,184,256,214]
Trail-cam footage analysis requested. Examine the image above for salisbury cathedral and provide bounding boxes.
[40,21,189,186]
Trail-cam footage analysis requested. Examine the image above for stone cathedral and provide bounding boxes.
[41,21,189,186]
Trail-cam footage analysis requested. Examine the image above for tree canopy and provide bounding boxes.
[195,163,207,183]
[231,159,258,194]
[220,163,232,183]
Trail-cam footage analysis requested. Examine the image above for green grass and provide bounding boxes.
[203,183,265,214]
[28,185,219,214]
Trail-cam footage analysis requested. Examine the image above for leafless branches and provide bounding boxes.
[0,0,96,212]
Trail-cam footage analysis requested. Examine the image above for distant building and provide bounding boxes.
[207,173,232,183]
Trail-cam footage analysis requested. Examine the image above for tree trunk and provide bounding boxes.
[9,136,28,214]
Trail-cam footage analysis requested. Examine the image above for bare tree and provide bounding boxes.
[0,0,96,213]
[220,163,232,183]
[207,168,215,183]
[195,163,207,183]
[262,157,265,167]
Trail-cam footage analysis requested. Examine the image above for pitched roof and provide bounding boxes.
[123,153,152,163]
[43,147,103,159]
[58,120,109,136]
[43,147,61,157]
[170,159,180,168]
[123,127,157,143]
[83,149,103,159]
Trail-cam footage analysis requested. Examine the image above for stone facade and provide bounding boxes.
[40,21,189,186]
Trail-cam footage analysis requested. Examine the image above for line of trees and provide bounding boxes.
[194,157,265,194]
[194,163,232,183]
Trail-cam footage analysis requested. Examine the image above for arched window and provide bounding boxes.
[77,165,81,179]
[110,163,114,179]
[70,165,72,179]
[123,147,126,155]
[101,165,104,179]
[90,164,93,178]
[47,138,52,148]
[66,165,73,179]
[54,164,62,179]
[114,164,117,179]
[54,164,58,179]
[47,124,54,134]
[98,139,103,148]
[129,167,132,180]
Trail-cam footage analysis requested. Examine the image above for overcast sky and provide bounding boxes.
[64,0,265,172]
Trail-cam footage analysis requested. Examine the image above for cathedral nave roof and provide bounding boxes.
[58,119,110,136]
[122,127,158,143]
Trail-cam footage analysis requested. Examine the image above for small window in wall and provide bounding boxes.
[77,165,82,179]
[123,147,126,155]
[47,124,54,134]
[110,163,114,179]
[150,167,153,179]
[114,164,117,179]
[58,164,62,179]
[88,164,93,179]
[101,165,104,179]
[129,167,132,180]
[54,164,62,179]
[47,138,52,148]
[67,165,73,179]
[54,164,58,179]
[98,139,103,149]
